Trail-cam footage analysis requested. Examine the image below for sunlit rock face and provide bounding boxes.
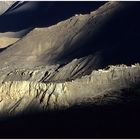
[0,64,140,116]
[0,1,15,15]
[0,1,139,114]
[0,1,140,138]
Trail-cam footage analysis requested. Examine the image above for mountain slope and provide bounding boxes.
[0,64,139,116]
[0,2,140,138]
[0,2,129,69]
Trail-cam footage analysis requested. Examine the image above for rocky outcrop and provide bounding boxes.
[43,54,102,82]
[0,1,139,118]
[0,64,139,116]
[0,54,100,83]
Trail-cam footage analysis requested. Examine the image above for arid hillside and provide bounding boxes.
[0,1,140,138]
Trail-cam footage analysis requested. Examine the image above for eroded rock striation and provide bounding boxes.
[0,1,139,118]
[0,64,139,116]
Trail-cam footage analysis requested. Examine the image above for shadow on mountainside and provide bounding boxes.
[55,2,140,69]
[0,2,140,77]
[0,2,140,138]
[0,1,106,32]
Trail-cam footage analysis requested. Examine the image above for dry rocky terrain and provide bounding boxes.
[0,1,140,138]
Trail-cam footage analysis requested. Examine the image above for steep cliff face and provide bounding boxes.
[0,64,139,116]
